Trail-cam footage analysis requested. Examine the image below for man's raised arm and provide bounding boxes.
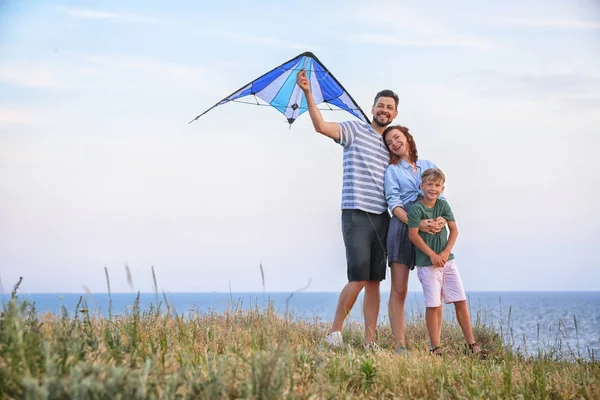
[296,69,340,141]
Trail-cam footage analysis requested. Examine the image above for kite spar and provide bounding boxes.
[189,51,370,126]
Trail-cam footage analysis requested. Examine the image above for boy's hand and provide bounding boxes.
[430,254,445,268]
[438,250,450,263]
[296,69,310,93]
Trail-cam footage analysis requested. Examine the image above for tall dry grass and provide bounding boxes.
[1,275,598,399]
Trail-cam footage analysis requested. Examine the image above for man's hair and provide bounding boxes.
[373,89,399,110]
[421,168,446,185]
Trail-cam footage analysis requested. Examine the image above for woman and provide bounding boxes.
[383,125,446,354]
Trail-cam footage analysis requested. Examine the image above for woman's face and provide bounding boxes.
[385,129,409,158]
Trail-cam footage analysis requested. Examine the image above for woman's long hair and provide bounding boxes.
[383,125,418,165]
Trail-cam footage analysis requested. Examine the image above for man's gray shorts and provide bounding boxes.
[341,209,390,282]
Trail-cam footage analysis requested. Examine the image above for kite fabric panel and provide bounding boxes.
[189,52,370,126]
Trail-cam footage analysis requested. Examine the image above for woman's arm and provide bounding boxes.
[392,206,409,224]
[408,228,445,267]
[385,167,444,232]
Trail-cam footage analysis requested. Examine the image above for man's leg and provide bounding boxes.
[330,280,368,333]
[363,280,380,343]
[330,210,372,336]
[362,211,389,344]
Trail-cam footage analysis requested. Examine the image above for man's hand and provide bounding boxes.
[430,254,445,268]
[419,217,446,234]
[296,69,310,93]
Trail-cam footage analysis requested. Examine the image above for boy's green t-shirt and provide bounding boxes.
[407,199,456,267]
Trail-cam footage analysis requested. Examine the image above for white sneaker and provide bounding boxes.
[324,331,343,348]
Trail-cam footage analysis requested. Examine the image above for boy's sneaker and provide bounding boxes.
[324,331,343,348]
[364,342,380,352]
[395,345,408,356]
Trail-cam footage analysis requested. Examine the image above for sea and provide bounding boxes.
[3,291,599,359]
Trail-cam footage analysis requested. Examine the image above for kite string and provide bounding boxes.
[326,132,388,261]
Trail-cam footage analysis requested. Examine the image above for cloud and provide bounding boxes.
[332,1,491,49]
[445,71,600,106]
[66,8,160,24]
[0,64,62,88]
[208,32,318,51]
[409,70,600,128]
[500,17,600,29]
[0,55,214,92]
[346,32,490,49]
[85,55,210,89]
[0,107,35,125]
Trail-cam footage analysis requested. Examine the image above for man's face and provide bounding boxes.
[371,96,398,128]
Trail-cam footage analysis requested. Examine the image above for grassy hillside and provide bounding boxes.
[1,278,598,399]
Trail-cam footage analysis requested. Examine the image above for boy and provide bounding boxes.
[407,168,486,358]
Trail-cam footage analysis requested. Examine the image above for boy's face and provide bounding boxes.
[420,178,445,202]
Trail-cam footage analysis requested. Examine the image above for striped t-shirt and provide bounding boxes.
[336,120,390,214]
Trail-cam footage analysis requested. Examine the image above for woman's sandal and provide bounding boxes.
[429,345,442,356]
[467,342,488,360]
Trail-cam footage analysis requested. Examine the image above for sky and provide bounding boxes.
[0,0,599,294]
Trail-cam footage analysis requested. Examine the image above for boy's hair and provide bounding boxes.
[421,168,446,184]
[373,90,399,110]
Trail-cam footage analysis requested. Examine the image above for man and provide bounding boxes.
[296,69,398,349]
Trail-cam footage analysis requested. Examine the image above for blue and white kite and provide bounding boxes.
[189,51,370,126]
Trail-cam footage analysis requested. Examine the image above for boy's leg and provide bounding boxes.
[426,306,442,348]
[436,305,443,343]
[454,300,475,344]
[442,260,475,343]
[417,266,443,351]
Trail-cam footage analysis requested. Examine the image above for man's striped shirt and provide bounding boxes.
[336,120,390,214]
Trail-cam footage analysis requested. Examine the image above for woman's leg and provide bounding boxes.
[388,262,410,347]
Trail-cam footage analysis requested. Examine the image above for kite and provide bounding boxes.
[189,51,370,126]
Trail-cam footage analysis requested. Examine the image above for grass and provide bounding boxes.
[1,277,599,399]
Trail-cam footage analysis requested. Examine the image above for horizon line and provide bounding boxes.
[8,289,600,295]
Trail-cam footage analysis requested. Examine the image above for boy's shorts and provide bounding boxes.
[416,259,466,307]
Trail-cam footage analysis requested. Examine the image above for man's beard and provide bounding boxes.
[373,114,390,127]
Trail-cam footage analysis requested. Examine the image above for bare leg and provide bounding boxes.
[363,280,381,343]
[454,300,475,344]
[436,305,443,343]
[388,262,409,347]
[426,306,442,350]
[330,281,368,333]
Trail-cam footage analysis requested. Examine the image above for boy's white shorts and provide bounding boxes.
[416,259,466,308]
